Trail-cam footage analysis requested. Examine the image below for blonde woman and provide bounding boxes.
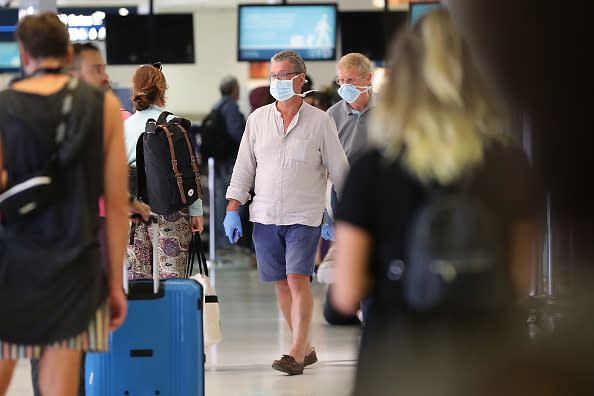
[331,9,538,395]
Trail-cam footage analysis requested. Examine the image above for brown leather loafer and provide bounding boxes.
[272,355,304,375]
[304,348,318,367]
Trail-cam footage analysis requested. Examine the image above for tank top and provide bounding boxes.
[0,78,107,344]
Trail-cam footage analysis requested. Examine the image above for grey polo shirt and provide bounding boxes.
[326,95,375,164]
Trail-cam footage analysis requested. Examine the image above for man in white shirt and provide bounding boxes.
[224,50,349,375]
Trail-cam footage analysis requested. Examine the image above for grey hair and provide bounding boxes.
[219,75,238,96]
[270,50,306,74]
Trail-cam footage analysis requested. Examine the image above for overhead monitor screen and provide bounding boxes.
[238,4,337,61]
[105,13,195,65]
[339,11,408,61]
[0,8,19,72]
[0,42,20,72]
[409,2,441,25]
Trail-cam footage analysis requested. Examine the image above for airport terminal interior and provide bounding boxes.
[1,0,592,395]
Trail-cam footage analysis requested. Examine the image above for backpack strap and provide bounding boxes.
[0,132,6,194]
[176,123,203,200]
[157,111,173,125]
[161,125,187,205]
[135,135,147,202]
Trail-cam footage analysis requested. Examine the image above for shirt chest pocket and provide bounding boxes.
[288,138,317,163]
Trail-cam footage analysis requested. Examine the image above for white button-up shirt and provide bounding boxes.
[226,101,349,226]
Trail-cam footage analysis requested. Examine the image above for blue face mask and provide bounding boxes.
[338,84,369,103]
[270,75,298,102]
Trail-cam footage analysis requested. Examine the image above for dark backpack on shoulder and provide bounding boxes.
[136,111,203,215]
[402,179,509,313]
[199,106,238,160]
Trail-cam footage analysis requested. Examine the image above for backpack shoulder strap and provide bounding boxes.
[161,125,187,205]
[135,134,147,202]
[0,132,6,193]
[176,122,203,200]
[157,111,173,125]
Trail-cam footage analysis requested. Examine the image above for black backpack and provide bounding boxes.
[199,106,238,160]
[402,179,509,313]
[136,111,203,215]
[0,78,81,224]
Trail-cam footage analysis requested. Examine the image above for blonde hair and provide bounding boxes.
[337,53,372,75]
[370,9,509,185]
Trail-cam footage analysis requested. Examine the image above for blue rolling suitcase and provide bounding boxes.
[85,220,204,396]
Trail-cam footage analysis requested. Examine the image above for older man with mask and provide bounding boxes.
[223,50,348,375]
[321,53,375,325]
[328,53,374,164]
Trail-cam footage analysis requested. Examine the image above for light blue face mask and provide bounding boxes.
[270,75,299,102]
[337,83,369,103]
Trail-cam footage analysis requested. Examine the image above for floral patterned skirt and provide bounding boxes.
[127,208,191,280]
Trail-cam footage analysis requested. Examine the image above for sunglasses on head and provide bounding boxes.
[152,62,162,70]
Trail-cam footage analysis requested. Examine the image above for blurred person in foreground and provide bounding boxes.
[28,40,151,396]
[331,9,538,395]
[0,12,129,396]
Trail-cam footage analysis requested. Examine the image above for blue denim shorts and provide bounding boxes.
[252,223,322,282]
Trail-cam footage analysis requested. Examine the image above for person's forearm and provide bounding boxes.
[332,222,372,315]
[227,199,241,212]
[104,91,130,293]
[106,200,129,292]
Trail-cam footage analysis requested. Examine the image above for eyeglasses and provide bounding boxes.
[335,75,365,85]
[267,71,300,82]
[152,62,162,70]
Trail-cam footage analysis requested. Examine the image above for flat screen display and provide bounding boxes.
[238,4,337,62]
[0,8,19,72]
[409,2,441,25]
[0,42,20,72]
[105,13,194,65]
[339,11,407,61]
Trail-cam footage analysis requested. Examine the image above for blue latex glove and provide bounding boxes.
[223,211,243,244]
[321,209,335,241]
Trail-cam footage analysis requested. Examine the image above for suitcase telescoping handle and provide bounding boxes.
[124,214,160,295]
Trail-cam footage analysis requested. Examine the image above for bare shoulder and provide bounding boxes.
[104,90,122,112]
[103,91,124,144]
